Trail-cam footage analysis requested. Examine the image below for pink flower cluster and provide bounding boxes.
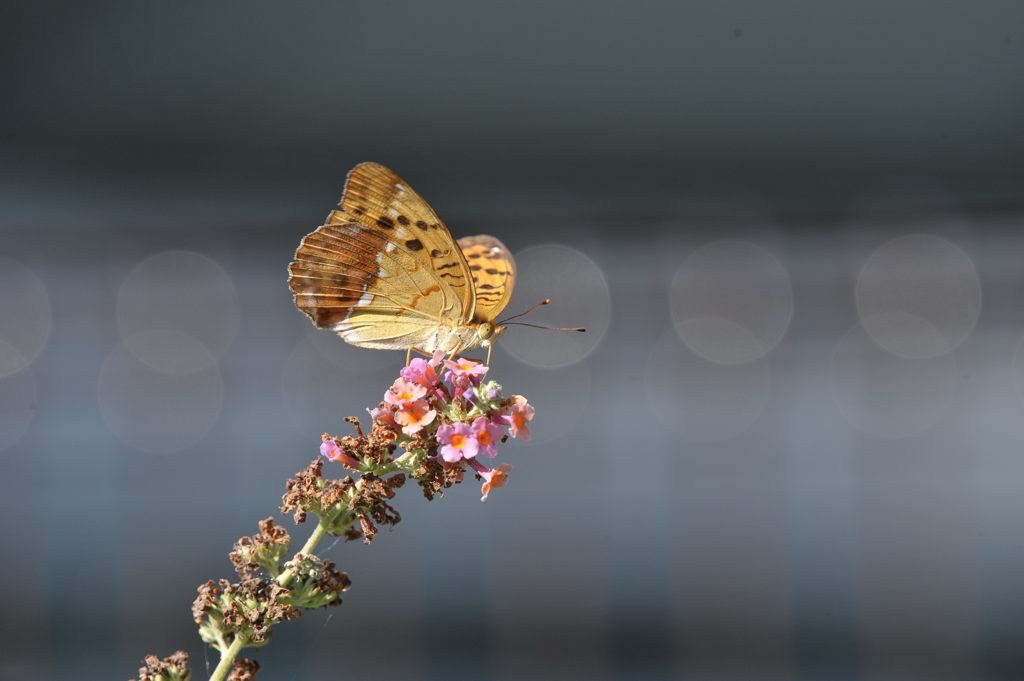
[328,351,535,501]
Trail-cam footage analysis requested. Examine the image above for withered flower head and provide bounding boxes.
[280,459,355,526]
[222,578,300,644]
[282,553,352,608]
[345,473,405,544]
[131,650,190,681]
[193,577,299,646]
[230,518,291,579]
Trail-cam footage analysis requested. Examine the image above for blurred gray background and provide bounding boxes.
[2,2,1024,680]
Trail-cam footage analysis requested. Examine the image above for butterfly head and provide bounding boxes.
[476,321,506,348]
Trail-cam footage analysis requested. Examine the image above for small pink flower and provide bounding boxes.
[385,377,426,406]
[507,395,535,441]
[400,351,444,388]
[436,422,479,462]
[471,416,504,457]
[480,463,513,501]
[367,405,398,430]
[393,399,437,435]
[447,373,474,399]
[444,357,488,380]
[320,434,360,468]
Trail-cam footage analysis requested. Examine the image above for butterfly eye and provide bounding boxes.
[477,322,494,339]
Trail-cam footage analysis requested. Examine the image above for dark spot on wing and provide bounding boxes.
[405,239,423,251]
[376,216,394,229]
[470,265,482,271]
[416,220,429,230]
[430,249,443,257]
[397,215,409,225]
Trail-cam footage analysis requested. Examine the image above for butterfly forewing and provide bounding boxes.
[458,235,516,322]
[333,163,476,321]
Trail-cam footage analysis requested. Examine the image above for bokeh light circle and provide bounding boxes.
[498,245,610,369]
[307,329,399,374]
[645,329,771,443]
[855,234,981,359]
[118,329,222,376]
[830,317,958,438]
[0,341,37,451]
[0,257,52,377]
[281,335,395,437]
[670,240,793,364]
[117,250,240,373]
[494,351,591,445]
[97,335,224,453]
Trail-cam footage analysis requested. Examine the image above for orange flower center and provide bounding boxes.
[478,431,491,446]
[450,434,466,448]
[513,413,525,429]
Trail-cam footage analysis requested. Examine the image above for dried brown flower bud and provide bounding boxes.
[280,459,325,524]
[226,658,260,681]
[413,457,466,501]
[192,579,225,623]
[335,413,398,466]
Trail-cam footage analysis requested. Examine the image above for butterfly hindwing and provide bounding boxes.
[458,234,516,322]
[288,220,462,350]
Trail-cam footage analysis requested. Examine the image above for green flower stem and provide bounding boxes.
[206,454,411,677]
[278,521,327,589]
[209,634,246,681]
[377,450,418,475]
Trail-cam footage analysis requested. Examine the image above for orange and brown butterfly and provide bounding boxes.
[288,162,526,363]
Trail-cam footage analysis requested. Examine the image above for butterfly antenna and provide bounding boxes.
[498,298,552,324]
[504,322,586,332]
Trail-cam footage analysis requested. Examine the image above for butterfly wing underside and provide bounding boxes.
[288,163,476,350]
[458,235,516,322]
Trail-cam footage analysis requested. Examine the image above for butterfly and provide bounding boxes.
[289,162,559,364]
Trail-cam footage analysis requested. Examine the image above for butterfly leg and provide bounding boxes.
[485,343,493,366]
[406,347,433,366]
[447,340,464,361]
[406,347,434,366]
